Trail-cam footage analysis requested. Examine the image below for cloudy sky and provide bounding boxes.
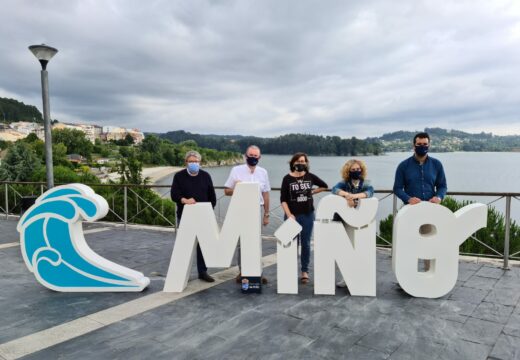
[2,0,520,138]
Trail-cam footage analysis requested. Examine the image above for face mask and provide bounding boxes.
[415,145,429,156]
[246,156,259,166]
[349,170,362,180]
[187,162,200,174]
[293,164,307,172]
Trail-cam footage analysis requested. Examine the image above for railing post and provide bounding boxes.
[503,195,511,270]
[4,183,8,220]
[40,184,44,195]
[124,185,128,231]
[392,194,397,219]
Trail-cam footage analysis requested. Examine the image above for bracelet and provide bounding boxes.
[264,213,270,217]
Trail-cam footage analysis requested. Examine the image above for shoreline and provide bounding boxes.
[142,166,183,184]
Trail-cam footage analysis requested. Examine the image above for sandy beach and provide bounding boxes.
[103,166,182,184]
[142,166,183,184]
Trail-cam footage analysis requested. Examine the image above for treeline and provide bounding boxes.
[380,127,520,152]
[0,131,241,184]
[159,130,382,155]
[0,97,43,123]
[0,131,240,226]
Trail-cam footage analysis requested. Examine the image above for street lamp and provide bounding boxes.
[29,44,58,189]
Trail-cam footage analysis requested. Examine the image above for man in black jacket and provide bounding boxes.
[171,150,217,282]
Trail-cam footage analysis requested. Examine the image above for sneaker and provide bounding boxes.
[198,272,215,283]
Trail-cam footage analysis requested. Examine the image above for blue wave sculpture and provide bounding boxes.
[17,184,150,292]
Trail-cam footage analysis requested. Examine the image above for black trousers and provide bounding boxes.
[177,216,207,274]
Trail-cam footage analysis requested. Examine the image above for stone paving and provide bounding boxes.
[1,218,519,360]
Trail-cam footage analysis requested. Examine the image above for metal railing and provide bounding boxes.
[1,181,519,269]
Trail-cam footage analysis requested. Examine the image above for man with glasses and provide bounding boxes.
[393,132,447,270]
[171,150,217,282]
[224,145,271,283]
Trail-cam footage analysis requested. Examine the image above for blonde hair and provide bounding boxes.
[341,159,367,181]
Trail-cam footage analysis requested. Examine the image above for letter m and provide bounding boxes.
[163,183,262,292]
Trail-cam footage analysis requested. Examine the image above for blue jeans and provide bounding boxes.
[293,212,315,273]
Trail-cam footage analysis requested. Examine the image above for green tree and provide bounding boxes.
[0,141,42,181]
[378,197,520,257]
[52,128,93,158]
[117,149,144,184]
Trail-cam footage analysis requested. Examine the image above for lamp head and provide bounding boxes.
[29,44,58,70]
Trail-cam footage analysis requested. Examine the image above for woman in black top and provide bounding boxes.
[280,153,328,283]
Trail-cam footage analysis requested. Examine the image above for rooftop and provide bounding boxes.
[0,218,519,360]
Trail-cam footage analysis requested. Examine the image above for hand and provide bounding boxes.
[429,196,441,204]
[287,214,295,220]
[408,197,421,205]
[343,192,354,200]
[347,199,357,208]
[183,198,196,205]
[263,214,270,226]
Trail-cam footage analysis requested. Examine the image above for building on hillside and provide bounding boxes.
[127,129,144,144]
[66,154,86,164]
[102,126,127,141]
[52,123,102,144]
[9,121,43,136]
[0,130,26,142]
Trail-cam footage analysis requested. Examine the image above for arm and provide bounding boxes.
[262,191,270,226]
[361,181,374,198]
[331,181,347,196]
[311,174,328,195]
[223,169,236,196]
[281,202,294,220]
[280,177,294,219]
[393,163,412,204]
[432,161,447,203]
[170,174,182,203]
[208,174,217,208]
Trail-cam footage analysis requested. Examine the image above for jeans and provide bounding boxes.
[177,216,207,274]
[291,212,315,273]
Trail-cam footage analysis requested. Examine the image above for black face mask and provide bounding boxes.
[349,170,362,180]
[415,145,429,156]
[293,164,307,172]
[246,156,259,166]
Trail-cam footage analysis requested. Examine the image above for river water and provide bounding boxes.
[155,152,520,223]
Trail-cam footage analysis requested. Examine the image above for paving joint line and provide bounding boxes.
[0,242,19,250]
[0,253,277,360]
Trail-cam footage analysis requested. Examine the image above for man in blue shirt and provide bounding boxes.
[393,132,447,205]
[393,132,447,272]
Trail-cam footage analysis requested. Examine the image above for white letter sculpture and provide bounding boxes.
[274,218,302,294]
[314,195,378,296]
[164,182,262,292]
[17,184,150,292]
[392,202,487,298]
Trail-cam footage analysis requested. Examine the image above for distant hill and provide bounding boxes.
[379,127,520,152]
[0,97,43,123]
[157,130,382,156]
[157,127,520,154]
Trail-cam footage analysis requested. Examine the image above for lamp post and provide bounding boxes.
[29,44,58,189]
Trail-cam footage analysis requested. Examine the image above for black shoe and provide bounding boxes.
[198,272,215,283]
[261,276,268,284]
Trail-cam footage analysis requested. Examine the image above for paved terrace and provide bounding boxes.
[0,218,519,360]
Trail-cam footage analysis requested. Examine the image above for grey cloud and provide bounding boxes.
[1,0,520,137]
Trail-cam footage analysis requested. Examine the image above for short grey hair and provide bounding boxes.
[185,150,201,161]
[246,145,261,154]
